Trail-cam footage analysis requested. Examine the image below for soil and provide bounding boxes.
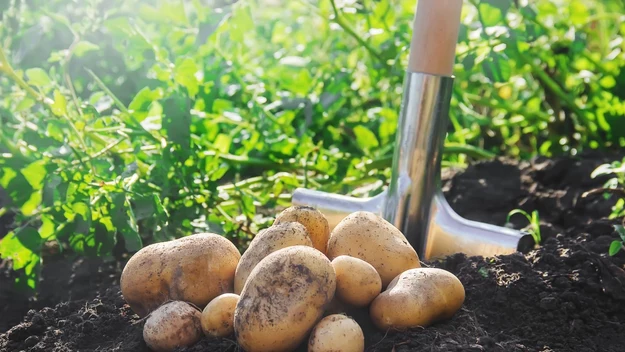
[2,151,625,352]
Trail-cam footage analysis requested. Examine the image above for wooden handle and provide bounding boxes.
[408,0,463,76]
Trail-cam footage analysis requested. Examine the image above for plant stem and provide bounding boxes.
[328,0,387,66]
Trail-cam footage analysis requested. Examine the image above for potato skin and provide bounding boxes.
[274,206,330,255]
[201,293,239,337]
[370,268,465,330]
[327,211,421,287]
[143,301,203,352]
[331,255,382,307]
[121,233,241,317]
[234,245,336,352]
[308,314,364,352]
[234,222,312,294]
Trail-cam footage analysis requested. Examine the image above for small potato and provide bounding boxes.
[308,314,364,352]
[274,206,330,254]
[121,233,241,317]
[234,222,313,294]
[234,245,336,352]
[331,255,382,307]
[327,211,421,287]
[143,301,203,352]
[201,293,239,337]
[370,268,465,330]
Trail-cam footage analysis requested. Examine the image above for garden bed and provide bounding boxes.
[2,151,625,352]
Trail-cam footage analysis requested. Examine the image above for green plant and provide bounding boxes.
[588,157,625,219]
[1,0,624,291]
[609,224,625,256]
[507,209,542,245]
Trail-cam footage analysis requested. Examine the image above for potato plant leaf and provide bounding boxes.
[609,240,622,256]
[25,68,51,87]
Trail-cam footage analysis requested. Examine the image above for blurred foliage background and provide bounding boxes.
[1,0,624,289]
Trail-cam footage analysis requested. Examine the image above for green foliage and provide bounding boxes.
[609,225,625,256]
[0,0,624,289]
[590,157,625,219]
[507,209,542,245]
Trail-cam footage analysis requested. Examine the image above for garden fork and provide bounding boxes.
[292,0,534,260]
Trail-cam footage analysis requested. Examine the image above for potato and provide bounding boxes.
[308,314,364,352]
[200,293,239,337]
[274,206,330,254]
[327,211,421,287]
[121,233,241,317]
[143,301,203,352]
[331,255,382,307]
[234,222,313,294]
[234,245,336,352]
[370,268,465,330]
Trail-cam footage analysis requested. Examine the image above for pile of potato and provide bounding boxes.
[120,207,465,352]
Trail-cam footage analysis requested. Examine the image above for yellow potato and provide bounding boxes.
[143,301,203,352]
[234,245,336,352]
[120,233,241,317]
[331,255,382,307]
[308,314,364,352]
[274,206,330,254]
[201,293,239,337]
[370,268,465,330]
[234,222,313,294]
[327,211,421,287]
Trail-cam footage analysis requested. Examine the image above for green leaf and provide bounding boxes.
[47,120,66,142]
[483,0,510,17]
[483,53,512,83]
[21,160,47,189]
[353,126,379,151]
[111,193,142,252]
[478,3,503,27]
[129,87,162,113]
[614,225,625,242]
[174,58,200,97]
[152,194,169,218]
[463,53,476,71]
[240,191,256,218]
[210,164,229,181]
[609,240,622,256]
[73,41,100,57]
[39,215,56,240]
[51,90,67,117]
[162,92,191,148]
[229,3,254,43]
[16,227,44,253]
[93,216,116,255]
[214,134,231,153]
[25,68,51,87]
[72,202,92,236]
[569,0,588,26]
[16,97,36,112]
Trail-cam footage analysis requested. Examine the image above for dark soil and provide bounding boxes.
[2,151,625,352]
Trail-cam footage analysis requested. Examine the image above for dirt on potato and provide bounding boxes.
[2,151,625,352]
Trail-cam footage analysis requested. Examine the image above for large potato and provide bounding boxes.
[274,206,330,254]
[234,222,313,294]
[327,211,421,287]
[143,301,203,352]
[234,245,336,352]
[332,255,382,307]
[308,314,365,352]
[370,268,465,330]
[121,233,241,317]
